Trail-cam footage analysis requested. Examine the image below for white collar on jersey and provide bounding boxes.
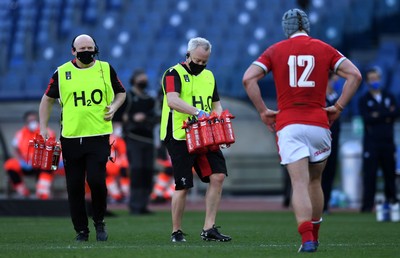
[290,32,309,38]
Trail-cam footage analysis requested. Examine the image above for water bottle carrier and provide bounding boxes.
[27,134,62,171]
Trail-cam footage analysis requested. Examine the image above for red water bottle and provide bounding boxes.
[41,137,56,171]
[210,111,226,145]
[183,118,207,154]
[191,119,208,154]
[51,142,62,171]
[183,119,196,154]
[198,115,214,147]
[32,134,45,169]
[220,110,235,145]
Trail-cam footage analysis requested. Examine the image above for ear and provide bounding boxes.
[186,52,190,58]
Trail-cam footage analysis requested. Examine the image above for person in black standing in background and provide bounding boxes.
[359,66,399,212]
[122,69,157,215]
[322,73,342,213]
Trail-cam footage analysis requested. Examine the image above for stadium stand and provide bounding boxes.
[0,0,399,106]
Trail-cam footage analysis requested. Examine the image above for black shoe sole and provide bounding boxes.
[201,237,231,242]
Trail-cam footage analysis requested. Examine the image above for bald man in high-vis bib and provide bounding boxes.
[39,34,126,242]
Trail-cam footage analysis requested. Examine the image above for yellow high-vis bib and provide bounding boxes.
[58,61,114,138]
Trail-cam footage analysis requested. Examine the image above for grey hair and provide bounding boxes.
[187,37,212,53]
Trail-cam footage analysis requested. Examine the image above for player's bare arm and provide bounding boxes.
[324,59,362,125]
[243,64,279,132]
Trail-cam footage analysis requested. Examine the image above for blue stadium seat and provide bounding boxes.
[34,19,51,48]
[82,5,97,24]
[150,0,175,12]
[129,1,149,15]
[376,0,400,18]
[190,0,214,14]
[377,41,399,71]
[23,73,48,99]
[343,0,373,36]
[58,10,73,39]
[9,32,26,67]
[388,62,400,98]
[107,0,123,10]
[0,0,399,101]
[0,71,25,100]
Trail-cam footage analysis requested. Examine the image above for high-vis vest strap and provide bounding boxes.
[58,60,114,138]
[160,64,215,140]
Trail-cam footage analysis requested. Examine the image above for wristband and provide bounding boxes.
[334,102,344,112]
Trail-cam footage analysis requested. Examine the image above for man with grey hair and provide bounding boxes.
[160,37,231,242]
[243,9,361,252]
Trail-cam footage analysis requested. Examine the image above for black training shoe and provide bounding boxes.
[171,230,186,242]
[75,230,89,242]
[200,225,231,242]
[94,221,108,241]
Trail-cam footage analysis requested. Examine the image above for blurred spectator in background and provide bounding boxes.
[151,143,174,203]
[3,110,59,199]
[122,68,157,215]
[106,121,130,203]
[321,73,342,213]
[359,66,399,213]
[151,86,174,204]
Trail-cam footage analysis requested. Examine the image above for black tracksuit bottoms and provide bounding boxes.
[61,135,110,233]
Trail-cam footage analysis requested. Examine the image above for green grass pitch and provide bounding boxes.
[0,210,399,258]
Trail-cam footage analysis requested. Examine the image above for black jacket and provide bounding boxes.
[123,89,157,139]
[358,90,399,143]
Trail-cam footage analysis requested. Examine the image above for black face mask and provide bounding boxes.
[189,61,206,76]
[77,51,96,64]
[136,81,148,90]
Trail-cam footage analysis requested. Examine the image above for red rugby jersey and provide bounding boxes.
[254,33,346,131]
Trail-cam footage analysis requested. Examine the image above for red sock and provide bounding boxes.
[298,221,314,244]
[312,218,322,242]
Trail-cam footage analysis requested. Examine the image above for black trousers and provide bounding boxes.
[125,137,154,212]
[61,135,110,232]
[361,141,398,212]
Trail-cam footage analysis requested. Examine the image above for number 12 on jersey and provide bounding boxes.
[287,55,315,87]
